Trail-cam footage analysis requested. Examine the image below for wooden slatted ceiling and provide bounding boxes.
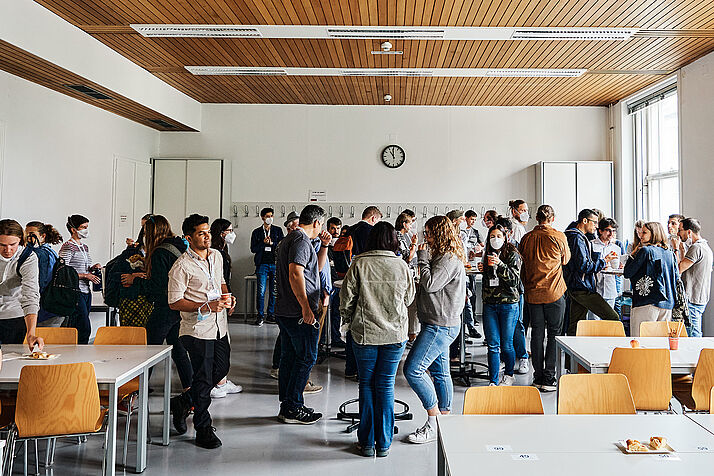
[0,40,195,131]
[24,0,714,106]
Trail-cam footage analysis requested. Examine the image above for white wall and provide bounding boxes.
[0,70,159,270]
[159,104,608,310]
[680,50,714,336]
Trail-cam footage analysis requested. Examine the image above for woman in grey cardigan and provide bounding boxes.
[340,221,415,457]
[404,215,466,445]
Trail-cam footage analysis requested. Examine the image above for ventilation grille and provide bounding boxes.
[149,119,176,128]
[327,28,445,39]
[185,66,288,76]
[131,25,262,38]
[511,28,637,41]
[485,69,586,77]
[341,69,433,77]
[65,84,113,100]
[370,50,404,55]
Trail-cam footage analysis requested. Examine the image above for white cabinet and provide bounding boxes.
[535,161,613,232]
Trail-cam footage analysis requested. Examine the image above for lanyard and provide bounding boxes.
[72,239,89,269]
[264,226,271,240]
[187,248,217,291]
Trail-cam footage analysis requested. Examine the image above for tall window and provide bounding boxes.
[631,85,679,228]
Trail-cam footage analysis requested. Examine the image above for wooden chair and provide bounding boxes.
[23,327,78,345]
[673,349,714,412]
[710,387,714,414]
[640,321,688,337]
[576,320,626,337]
[463,386,544,414]
[4,363,108,475]
[558,374,636,414]
[608,348,672,411]
[94,326,147,468]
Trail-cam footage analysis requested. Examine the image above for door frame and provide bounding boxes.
[110,155,150,257]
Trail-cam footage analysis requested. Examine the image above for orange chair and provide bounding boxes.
[464,386,544,414]
[673,349,714,412]
[94,326,147,467]
[608,348,672,411]
[23,327,77,345]
[558,374,636,414]
[576,320,626,337]
[640,321,688,337]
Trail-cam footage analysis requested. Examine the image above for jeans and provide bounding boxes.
[353,342,406,451]
[256,264,276,318]
[146,307,193,389]
[70,292,92,344]
[345,331,358,376]
[277,316,319,412]
[513,294,528,360]
[0,316,27,344]
[687,303,706,337]
[180,334,231,430]
[272,333,282,369]
[404,324,459,412]
[330,290,343,343]
[528,296,566,384]
[482,302,520,384]
[567,290,619,336]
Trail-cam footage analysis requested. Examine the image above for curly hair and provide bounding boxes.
[424,215,466,264]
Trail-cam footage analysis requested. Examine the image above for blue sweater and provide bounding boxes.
[623,245,679,309]
[564,227,605,293]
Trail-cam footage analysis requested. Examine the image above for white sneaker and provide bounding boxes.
[221,380,243,394]
[270,368,279,379]
[407,423,437,444]
[489,382,498,387]
[210,385,227,399]
[516,358,529,375]
[499,375,515,386]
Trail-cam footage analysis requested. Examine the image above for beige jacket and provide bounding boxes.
[339,250,416,345]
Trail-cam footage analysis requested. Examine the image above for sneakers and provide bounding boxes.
[303,381,323,394]
[269,368,279,379]
[516,358,530,374]
[221,380,243,394]
[254,317,264,327]
[356,444,375,457]
[376,448,390,458]
[467,325,481,339]
[195,426,222,449]
[170,393,191,435]
[499,374,515,386]
[265,315,277,324]
[281,406,323,425]
[345,373,358,381]
[532,380,543,390]
[407,422,437,444]
[540,379,557,392]
[210,386,227,399]
[489,382,498,387]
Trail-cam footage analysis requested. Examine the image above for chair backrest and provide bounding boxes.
[23,327,78,345]
[639,321,688,337]
[463,386,544,414]
[93,326,147,345]
[558,374,636,414]
[15,362,100,438]
[608,347,672,411]
[692,349,714,412]
[576,320,626,337]
[710,387,714,414]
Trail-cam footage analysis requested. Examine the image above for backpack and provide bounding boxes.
[103,251,129,308]
[332,236,353,278]
[40,257,81,316]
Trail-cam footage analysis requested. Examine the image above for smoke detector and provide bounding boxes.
[384,94,392,102]
[381,41,393,51]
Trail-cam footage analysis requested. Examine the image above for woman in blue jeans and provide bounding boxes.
[478,224,523,386]
[340,221,415,457]
[404,216,466,444]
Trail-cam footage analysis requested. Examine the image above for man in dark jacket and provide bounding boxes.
[348,206,382,256]
[564,209,620,335]
[250,207,284,326]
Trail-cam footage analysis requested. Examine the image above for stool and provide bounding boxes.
[243,275,257,320]
[337,398,412,433]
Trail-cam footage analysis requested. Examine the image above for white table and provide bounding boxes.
[687,414,714,436]
[0,344,172,475]
[437,415,714,476]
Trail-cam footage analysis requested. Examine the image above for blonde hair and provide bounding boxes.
[424,216,467,264]
[643,222,669,249]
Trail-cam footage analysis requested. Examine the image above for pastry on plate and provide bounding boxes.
[649,436,667,450]
[626,439,649,452]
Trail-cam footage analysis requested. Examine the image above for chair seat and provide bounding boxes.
[99,377,140,405]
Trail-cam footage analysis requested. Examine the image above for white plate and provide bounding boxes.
[21,353,60,361]
[616,440,675,454]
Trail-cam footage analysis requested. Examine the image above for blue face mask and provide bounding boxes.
[181,237,190,249]
[197,302,211,321]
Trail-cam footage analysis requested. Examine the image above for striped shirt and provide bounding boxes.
[59,240,92,293]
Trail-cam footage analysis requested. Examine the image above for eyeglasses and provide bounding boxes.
[587,219,598,224]
[298,318,320,330]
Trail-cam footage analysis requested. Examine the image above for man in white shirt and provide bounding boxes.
[677,218,713,337]
[590,218,622,315]
[168,214,236,449]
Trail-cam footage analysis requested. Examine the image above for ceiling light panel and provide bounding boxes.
[131,25,262,38]
[185,66,287,75]
[511,28,638,41]
[185,67,587,78]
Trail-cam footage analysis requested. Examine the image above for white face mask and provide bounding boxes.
[224,232,236,245]
[519,212,530,223]
[686,236,693,246]
[264,217,273,226]
[78,229,89,239]
[490,237,505,250]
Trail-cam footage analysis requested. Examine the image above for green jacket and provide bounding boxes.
[482,248,522,304]
[339,250,416,345]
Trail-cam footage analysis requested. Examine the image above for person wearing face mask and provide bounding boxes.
[168,214,236,449]
[209,218,243,398]
[250,207,284,327]
[0,219,44,350]
[325,217,344,347]
[60,214,101,344]
[477,224,522,386]
[668,213,686,256]
[677,218,712,337]
[564,209,620,337]
[24,222,64,327]
[509,200,530,243]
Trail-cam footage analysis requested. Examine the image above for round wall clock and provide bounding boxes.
[381,144,406,168]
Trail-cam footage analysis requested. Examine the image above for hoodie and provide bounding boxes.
[0,247,40,320]
[564,226,605,294]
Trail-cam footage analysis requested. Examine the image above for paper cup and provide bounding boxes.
[669,336,679,351]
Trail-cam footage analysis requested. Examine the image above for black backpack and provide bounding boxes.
[40,257,81,316]
[103,252,128,308]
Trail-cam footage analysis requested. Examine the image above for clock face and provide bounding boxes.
[381,145,406,168]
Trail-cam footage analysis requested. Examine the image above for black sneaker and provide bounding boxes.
[195,427,222,449]
[254,317,264,327]
[265,315,277,324]
[282,406,322,424]
[376,448,390,458]
[467,326,482,339]
[170,393,191,435]
[540,379,557,392]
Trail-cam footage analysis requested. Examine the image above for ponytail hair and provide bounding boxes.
[26,221,63,245]
[535,205,555,224]
[509,199,526,212]
[66,214,89,232]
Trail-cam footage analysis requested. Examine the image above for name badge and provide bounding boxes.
[489,278,500,287]
[265,246,272,252]
[207,289,221,302]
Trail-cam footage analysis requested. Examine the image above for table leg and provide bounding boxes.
[243,282,248,321]
[136,367,149,473]
[162,354,171,446]
[556,343,564,409]
[437,432,446,476]
[104,384,117,476]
